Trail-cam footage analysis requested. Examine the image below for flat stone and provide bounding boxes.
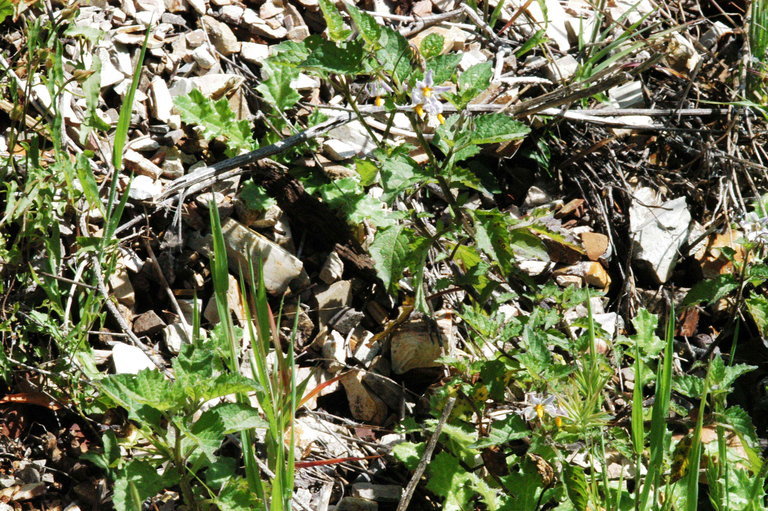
[336,497,378,511]
[290,73,320,91]
[112,343,155,374]
[240,42,270,65]
[321,329,346,373]
[201,15,240,55]
[185,28,207,47]
[554,261,611,289]
[189,73,244,99]
[185,0,206,14]
[132,310,166,336]
[108,266,135,309]
[191,45,217,69]
[243,8,288,39]
[351,483,403,503]
[580,232,610,261]
[163,323,192,354]
[341,370,388,425]
[324,120,376,160]
[629,187,691,284]
[608,81,644,108]
[189,218,304,295]
[459,49,487,71]
[545,54,579,82]
[123,149,162,180]
[390,318,443,374]
[315,280,352,328]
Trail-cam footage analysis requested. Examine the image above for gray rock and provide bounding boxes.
[112,343,155,374]
[629,187,691,284]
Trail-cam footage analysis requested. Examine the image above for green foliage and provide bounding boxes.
[369,224,431,293]
[239,181,277,211]
[175,89,256,157]
[420,33,445,58]
[256,60,302,113]
[318,0,352,42]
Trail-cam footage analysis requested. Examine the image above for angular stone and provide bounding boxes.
[321,329,346,373]
[545,54,579,82]
[108,266,135,309]
[580,232,609,261]
[163,322,192,354]
[190,73,243,99]
[132,310,166,337]
[240,42,270,65]
[127,174,162,201]
[341,370,388,425]
[201,15,240,55]
[112,343,155,374]
[191,45,217,69]
[554,261,611,289]
[243,8,288,39]
[629,187,691,284]
[336,497,378,511]
[319,250,344,284]
[315,280,352,328]
[189,218,304,295]
[203,273,244,324]
[608,81,644,108]
[123,149,162,180]
[390,318,443,374]
[351,483,403,503]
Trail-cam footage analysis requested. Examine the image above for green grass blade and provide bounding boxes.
[638,309,675,510]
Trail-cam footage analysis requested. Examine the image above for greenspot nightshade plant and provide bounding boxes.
[410,69,450,124]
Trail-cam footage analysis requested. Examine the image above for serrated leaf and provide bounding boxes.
[376,26,413,82]
[216,477,260,511]
[469,114,530,145]
[472,414,529,448]
[256,60,301,112]
[191,402,268,458]
[319,0,352,42]
[100,369,180,413]
[113,460,168,511]
[683,274,738,306]
[425,452,473,508]
[0,0,12,24]
[355,158,379,186]
[426,54,462,85]
[563,464,589,511]
[391,441,425,470]
[420,33,445,58]
[175,89,256,156]
[378,151,427,203]
[446,60,493,108]
[345,2,381,48]
[369,224,414,292]
[746,295,768,339]
[631,308,665,359]
[318,177,402,227]
[707,356,755,392]
[673,373,704,398]
[303,36,365,75]
[721,406,759,446]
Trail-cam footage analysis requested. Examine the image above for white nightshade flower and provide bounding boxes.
[366,79,393,107]
[520,393,567,424]
[410,70,451,123]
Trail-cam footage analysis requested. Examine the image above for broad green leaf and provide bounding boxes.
[175,89,256,156]
[303,36,365,75]
[672,373,704,398]
[256,60,301,113]
[113,460,168,511]
[706,356,755,392]
[370,225,428,292]
[269,40,309,65]
[445,60,493,108]
[64,24,104,44]
[355,158,379,186]
[216,477,260,511]
[420,33,445,58]
[433,114,480,164]
[0,0,12,24]
[721,406,759,447]
[425,452,474,511]
[683,274,738,305]
[76,152,103,214]
[377,151,427,203]
[345,2,381,49]
[319,0,352,42]
[191,402,268,457]
[746,295,768,339]
[509,227,549,260]
[391,441,425,470]
[318,177,402,227]
[563,464,589,511]
[469,114,531,145]
[376,26,412,82]
[239,181,276,211]
[426,54,461,85]
[471,414,529,448]
[100,369,181,413]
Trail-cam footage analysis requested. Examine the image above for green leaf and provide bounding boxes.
[420,33,445,58]
[369,225,424,292]
[392,441,425,470]
[376,26,413,82]
[683,274,738,305]
[216,477,261,511]
[100,369,181,414]
[76,152,103,214]
[255,60,301,113]
[345,2,381,49]
[631,308,665,360]
[563,464,589,511]
[425,452,474,511]
[113,460,168,511]
[318,177,402,227]
[707,356,755,392]
[319,0,352,42]
[721,406,759,446]
[446,60,492,108]
[355,158,379,186]
[239,181,276,211]
[191,402,268,458]
[746,295,768,339]
[303,36,365,75]
[469,114,531,145]
[472,414,529,448]
[673,374,704,398]
[377,150,428,203]
[175,89,256,157]
[0,0,12,24]
[426,54,462,86]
